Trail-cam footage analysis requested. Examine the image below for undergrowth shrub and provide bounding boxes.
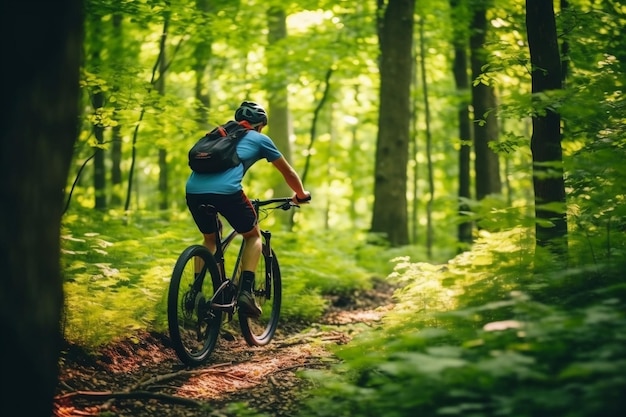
[299,228,626,417]
[60,208,387,348]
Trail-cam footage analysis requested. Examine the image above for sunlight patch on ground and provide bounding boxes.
[176,343,327,399]
[323,305,393,325]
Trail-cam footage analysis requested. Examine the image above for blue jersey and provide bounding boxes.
[186,129,282,194]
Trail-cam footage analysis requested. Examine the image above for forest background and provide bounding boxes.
[1,0,625,416]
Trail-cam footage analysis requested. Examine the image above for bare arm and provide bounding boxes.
[271,156,310,201]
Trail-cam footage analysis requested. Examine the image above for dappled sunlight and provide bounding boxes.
[177,343,326,400]
[322,305,392,325]
[54,282,394,416]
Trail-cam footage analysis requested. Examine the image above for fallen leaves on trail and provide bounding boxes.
[177,343,329,400]
[53,401,100,417]
[54,280,397,417]
[322,305,393,325]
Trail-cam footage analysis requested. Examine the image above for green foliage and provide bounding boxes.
[298,228,626,417]
[60,207,382,348]
[282,230,373,293]
[71,2,626,414]
[61,208,183,347]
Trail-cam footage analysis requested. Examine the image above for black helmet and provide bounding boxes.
[235,101,268,125]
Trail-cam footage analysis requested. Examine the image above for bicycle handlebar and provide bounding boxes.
[254,197,294,206]
[253,197,300,211]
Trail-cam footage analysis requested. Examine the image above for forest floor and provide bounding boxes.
[53,279,396,417]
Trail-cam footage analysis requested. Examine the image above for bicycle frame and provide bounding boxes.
[167,196,301,365]
[206,198,287,314]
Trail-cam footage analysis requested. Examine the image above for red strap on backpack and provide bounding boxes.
[238,120,253,130]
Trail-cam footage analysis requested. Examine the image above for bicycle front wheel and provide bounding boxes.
[239,244,282,346]
[167,244,223,366]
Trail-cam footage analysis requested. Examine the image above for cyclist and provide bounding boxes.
[185,101,311,317]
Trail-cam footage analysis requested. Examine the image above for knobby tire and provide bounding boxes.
[239,245,282,346]
[167,244,223,366]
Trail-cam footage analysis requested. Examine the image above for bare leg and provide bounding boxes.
[240,225,262,273]
[203,232,217,254]
[237,225,263,316]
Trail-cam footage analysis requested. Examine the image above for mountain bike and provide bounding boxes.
[167,196,303,366]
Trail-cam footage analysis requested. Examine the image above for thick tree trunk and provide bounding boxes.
[470,5,502,200]
[451,16,473,243]
[450,0,473,246]
[526,0,568,256]
[266,8,291,168]
[371,0,415,246]
[454,44,473,245]
[0,1,83,415]
[267,6,295,227]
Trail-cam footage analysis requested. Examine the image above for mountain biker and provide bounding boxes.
[185,101,311,317]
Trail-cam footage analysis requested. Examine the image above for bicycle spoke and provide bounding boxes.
[169,197,298,361]
[167,245,222,366]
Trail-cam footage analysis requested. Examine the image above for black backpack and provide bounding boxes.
[188,120,250,174]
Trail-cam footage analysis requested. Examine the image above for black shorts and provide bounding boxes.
[186,191,257,234]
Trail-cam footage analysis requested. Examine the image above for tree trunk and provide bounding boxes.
[410,43,419,245]
[371,0,415,247]
[193,0,212,128]
[470,5,502,200]
[89,13,106,210]
[157,14,169,210]
[348,85,361,228]
[450,0,473,246]
[266,7,290,161]
[0,1,83,415]
[110,13,124,207]
[560,0,570,84]
[111,123,123,206]
[92,91,107,209]
[418,18,434,258]
[267,6,294,227]
[526,0,568,256]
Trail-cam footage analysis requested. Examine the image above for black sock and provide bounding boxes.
[240,271,255,292]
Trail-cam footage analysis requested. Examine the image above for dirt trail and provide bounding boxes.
[54,281,395,417]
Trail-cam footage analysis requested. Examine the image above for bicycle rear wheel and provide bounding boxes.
[167,244,223,366]
[239,244,282,346]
